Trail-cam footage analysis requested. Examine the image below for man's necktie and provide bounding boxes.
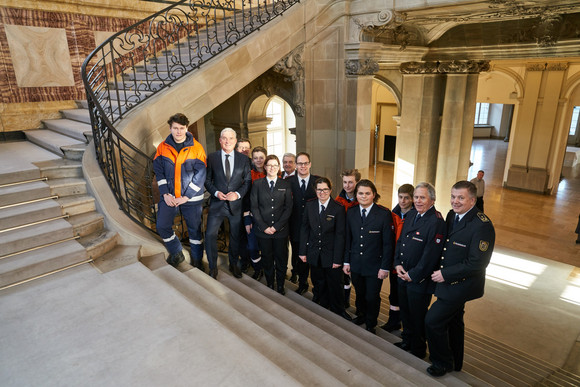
[413,213,420,225]
[225,154,231,183]
[270,180,274,192]
[361,208,367,223]
[453,214,460,230]
[301,179,306,195]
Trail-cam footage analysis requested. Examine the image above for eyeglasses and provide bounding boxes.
[265,164,279,168]
[296,162,310,166]
[316,188,330,193]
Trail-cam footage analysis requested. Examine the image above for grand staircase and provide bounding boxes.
[0,101,140,290]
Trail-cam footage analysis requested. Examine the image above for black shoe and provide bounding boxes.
[192,260,205,273]
[267,283,275,290]
[296,284,308,295]
[229,263,242,278]
[426,365,451,377]
[241,263,249,273]
[380,310,401,332]
[166,250,185,268]
[365,326,376,334]
[411,351,426,359]
[289,273,298,284]
[394,341,411,351]
[252,269,263,281]
[277,286,286,295]
[339,311,353,321]
[352,315,365,325]
[344,288,351,309]
[209,268,218,279]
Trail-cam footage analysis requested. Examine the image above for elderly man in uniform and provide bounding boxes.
[425,180,495,377]
[393,182,446,359]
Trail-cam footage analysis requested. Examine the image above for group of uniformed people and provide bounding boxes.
[153,113,496,378]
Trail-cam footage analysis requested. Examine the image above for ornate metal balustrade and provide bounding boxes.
[81,0,299,235]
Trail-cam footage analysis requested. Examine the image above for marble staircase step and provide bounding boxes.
[43,119,92,142]
[151,264,346,386]
[78,229,119,260]
[47,177,87,197]
[76,99,89,109]
[24,130,85,157]
[0,240,87,290]
[212,270,458,387]
[0,180,51,207]
[0,218,74,257]
[55,194,96,216]
[61,109,91,124]
[68,211,105,238]
[35,159,83,180]
[0,199,62,231]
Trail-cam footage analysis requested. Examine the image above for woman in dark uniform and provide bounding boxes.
[251,155,293,294]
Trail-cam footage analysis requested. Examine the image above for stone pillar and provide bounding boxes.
[435,72,479,213]
[506,62,568,193]
[396,60,489,214]
[341,59,378,181]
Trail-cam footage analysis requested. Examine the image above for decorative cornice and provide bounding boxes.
[400,60,490,74]
[526,62,570,71]
[345,59,379,76]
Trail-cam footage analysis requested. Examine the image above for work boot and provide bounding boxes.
[166,250,185,268]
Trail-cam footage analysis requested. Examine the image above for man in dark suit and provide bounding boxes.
[343,179,395,333]
[289,152,320,294]
[299,177,350,319]
[425,180,495,377]
[394,182,446,359]
[204,128,252,279]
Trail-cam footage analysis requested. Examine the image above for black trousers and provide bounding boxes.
[388,270,399,307]
[310,264,345,315]
[475,196,484,213]
[290,239,310,286]
[351,272,383,329]
[398,284,431,356]
[257,236,288,288]
[205,206,242,270]
[425,298,466,371]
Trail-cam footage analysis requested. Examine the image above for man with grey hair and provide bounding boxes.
[281,153,296,179]
[205,127,252,279]
[393,182,446,359]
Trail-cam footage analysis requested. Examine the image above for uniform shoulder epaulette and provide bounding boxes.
[477,212,490,222]
[306,197,317,203]
[435,211,443,219]
[376,204,390,212]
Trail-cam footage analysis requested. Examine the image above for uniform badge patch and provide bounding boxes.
[435,233,443,244]
[477,212,490,222]
[479,240,489,251]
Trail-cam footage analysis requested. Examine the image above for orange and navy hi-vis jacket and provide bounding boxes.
[391,203,414,243]
[335,189,358,211]
[153,132,207,203]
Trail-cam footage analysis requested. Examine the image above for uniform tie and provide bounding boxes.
[225,154,231,183]
[301,179,306,195]
[270,180,274,192]
[320,204,326,218]
[361,208,367,223]
[453,214,460,230]
[413,213,420,225]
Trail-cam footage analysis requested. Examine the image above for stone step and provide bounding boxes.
[0,239,87,289]
[91,244,141,274]
[0,168,41,186]
[43,119,91,142]
[0,218,74,257]
[61,109,91,124]
[76,99,89,109]
[202,268,458,387]
[0,180,51,208]
[78,229,118,260]
[67,211,104,237]
[56,194,96,216]
[61,143,87,161]
[24,130,85,157]
[34,159,83,180]
[0,199,62,231]
[152,265,346,386]
[47,177,87,198]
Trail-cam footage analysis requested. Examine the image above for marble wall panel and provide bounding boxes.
[5,24,75,87]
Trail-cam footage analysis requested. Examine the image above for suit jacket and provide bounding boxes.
[205,150,251,214]
[394,207,446,294]
[344,204,395,277]
[250,177,292,239]
[299,198,345,268]
[289,174,320,241]
[434,206,495,303]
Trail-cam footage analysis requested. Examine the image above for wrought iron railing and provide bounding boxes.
[81,0,299,235]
